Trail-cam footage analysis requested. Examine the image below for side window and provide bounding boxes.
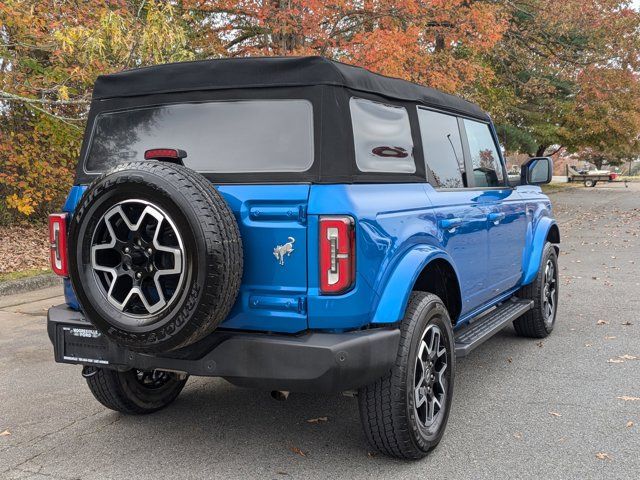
[350,97,415,173]
[463,119,505,188]
[417,108,465,188]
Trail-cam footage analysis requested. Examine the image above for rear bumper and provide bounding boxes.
[47,304,400,393]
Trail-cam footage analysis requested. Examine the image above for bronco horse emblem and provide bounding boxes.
[273,237,295,266]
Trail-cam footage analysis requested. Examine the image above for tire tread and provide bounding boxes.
[85,368,185,415]
[514,242,558,338]
[69,161,243,352]
[358,292,453,459]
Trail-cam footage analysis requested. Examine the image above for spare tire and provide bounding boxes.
[68,161,243,353]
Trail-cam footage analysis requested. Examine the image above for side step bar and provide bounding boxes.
[454,298,533,357]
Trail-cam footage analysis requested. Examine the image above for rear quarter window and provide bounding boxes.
[85,100,314,173]
[349,98,415,174]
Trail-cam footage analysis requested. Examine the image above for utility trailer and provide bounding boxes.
[567,165,620,187]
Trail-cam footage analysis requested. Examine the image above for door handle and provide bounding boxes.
[439,218,464,231]
[487,212,505,224]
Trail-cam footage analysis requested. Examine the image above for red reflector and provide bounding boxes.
[144,148,187,160]
[48,213,68,276]
[319,216,355,295]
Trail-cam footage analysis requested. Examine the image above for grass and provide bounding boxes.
[541,182,580,193]
[0,267,52,283]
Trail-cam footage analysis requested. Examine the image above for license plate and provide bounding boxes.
[60,326,109,365]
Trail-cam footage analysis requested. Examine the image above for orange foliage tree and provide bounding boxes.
[1,0,639,221]
[489,0,640,159]
[183,0,506,94]
[0,1,195,221]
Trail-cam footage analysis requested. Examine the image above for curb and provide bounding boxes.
[0,274,62,297]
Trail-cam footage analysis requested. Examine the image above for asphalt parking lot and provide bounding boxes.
[1,182,639,480]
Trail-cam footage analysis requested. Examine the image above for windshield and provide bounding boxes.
[85,100,314,173]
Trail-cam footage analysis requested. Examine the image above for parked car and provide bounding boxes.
[47,56,560,459]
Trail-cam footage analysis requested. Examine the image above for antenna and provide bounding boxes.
[447,134,463,169]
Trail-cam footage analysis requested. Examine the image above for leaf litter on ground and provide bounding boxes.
[306,416,328,424]
[290,446,306,457]
[608,354,638,364]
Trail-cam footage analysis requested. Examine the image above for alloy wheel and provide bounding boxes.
[542,259,557,327]
[90,199,185,324]
[414,324,449,429]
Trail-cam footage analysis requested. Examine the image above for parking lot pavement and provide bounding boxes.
[1,182,639,480]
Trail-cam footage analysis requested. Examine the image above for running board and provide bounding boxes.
[454,298,533,357]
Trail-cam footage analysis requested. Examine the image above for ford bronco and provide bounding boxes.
[47,56,559,459]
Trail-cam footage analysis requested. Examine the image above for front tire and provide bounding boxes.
[84,367,187,414]
[514,242,559,338]
[358,292,455,459]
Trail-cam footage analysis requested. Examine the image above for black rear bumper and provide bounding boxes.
[47,305,400,393]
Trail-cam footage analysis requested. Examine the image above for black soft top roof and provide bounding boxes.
[92,56,489,121]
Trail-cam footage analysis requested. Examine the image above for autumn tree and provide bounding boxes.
[181,0,506,94]
[1,0,639,220]
[0,0,195,219]
[488,0,640,160]
[575,146,638,171]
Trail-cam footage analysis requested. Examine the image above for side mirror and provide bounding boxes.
[521,157,553,185]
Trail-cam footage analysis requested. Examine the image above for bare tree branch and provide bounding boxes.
[0,91,90,106]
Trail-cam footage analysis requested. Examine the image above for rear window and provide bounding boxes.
[85,100,314,173]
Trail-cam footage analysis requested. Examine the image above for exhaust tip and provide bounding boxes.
[270,390,290,401]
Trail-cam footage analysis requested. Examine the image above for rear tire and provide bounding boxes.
[358,292,455,459]
[85,367,187,414]
[584,179,596,187]
[514,242,559,338]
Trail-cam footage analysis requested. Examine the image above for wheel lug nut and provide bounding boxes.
[147,248,153,255]
[124,247,130,253]
[136,272,142,279]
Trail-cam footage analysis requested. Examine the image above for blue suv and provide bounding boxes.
[47,56,560,459]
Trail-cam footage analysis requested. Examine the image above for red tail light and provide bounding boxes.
[144,148,187,162]
[319,216,355,295]
[49,213,68,276]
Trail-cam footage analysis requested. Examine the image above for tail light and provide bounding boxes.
[319,216,355,295]
[49,213,68,276]
[144,148,187,163]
